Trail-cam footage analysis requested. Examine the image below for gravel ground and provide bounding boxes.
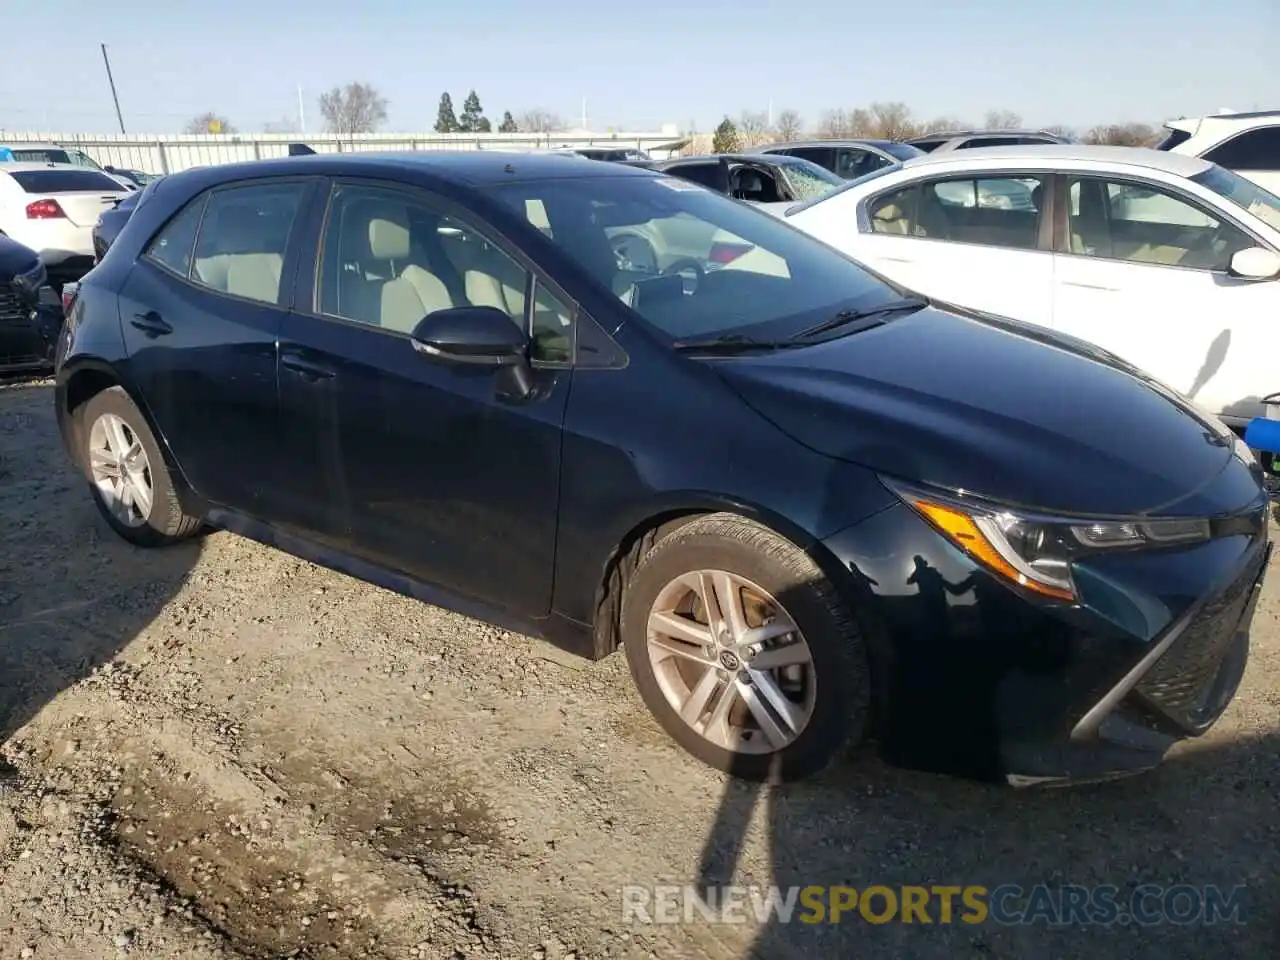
[0,377,1277,960]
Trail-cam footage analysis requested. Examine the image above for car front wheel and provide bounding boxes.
[622,513,870,782]
[79,386,202,547]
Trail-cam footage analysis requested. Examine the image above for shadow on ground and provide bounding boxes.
[0,380,202,759]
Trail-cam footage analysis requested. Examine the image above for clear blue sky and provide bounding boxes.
[2,0,1276,135]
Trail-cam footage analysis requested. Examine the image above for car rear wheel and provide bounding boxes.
[622,513,870,782]
[79,386,202,547]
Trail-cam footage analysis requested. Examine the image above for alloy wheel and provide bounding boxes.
[87,412,154,528]
[646,569,817,754]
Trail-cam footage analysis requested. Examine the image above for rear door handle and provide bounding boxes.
[881,256,915,264]
[280,351,336,382]
[1062,281,1116,292]
[129,311,172,337]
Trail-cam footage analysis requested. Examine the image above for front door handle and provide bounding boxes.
[129,311,172,337]
[280,352,336,382]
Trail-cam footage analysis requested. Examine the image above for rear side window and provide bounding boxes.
[8,170,123,193]
[1204,128,1280,171]
[190,183,306,306]
[789,147,837,170]
[1155,128,1192,152]
[910,139,946,153]
[144,197,208,277]
[663,163,724,190]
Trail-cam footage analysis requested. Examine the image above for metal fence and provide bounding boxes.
[0,131,690,175]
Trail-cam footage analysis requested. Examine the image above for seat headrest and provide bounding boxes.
[739,171,763,192]
[208,204,268,254]
[872,203,903,221]
[367,204,411,260]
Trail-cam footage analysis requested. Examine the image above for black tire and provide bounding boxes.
[622,513,870,783]
[78,386,202,547]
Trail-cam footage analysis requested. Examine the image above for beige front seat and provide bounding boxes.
[366,206,454,332]
[441,233,526,322]
[871,201,912,235]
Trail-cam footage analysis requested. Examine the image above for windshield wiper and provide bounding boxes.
[791,296,929,342]
[671,333,796,355]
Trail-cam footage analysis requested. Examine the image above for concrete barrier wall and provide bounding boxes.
[0,131,688,174]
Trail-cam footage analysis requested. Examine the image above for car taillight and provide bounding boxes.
[26,199,66,219]
[708,241,755,265]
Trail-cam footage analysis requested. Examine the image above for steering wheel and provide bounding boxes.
[661,257,705,295]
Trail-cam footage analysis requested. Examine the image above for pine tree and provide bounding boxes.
[498,111,518,133]
[458,90,487,133]
[712,117,740,153]
[434,93,458,133]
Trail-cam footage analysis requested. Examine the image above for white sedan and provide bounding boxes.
[784,144,1280,428]
[0,163,132,269]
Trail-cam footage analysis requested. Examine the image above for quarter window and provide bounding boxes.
[1203,127,1280,172]
[190,183,305,305]
[1066,177,1252,270]
[144,196,207,278]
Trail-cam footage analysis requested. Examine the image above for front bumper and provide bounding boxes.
[820,501,1269,785]
[1,285,63,373]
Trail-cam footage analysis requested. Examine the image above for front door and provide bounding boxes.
[275,179,574,615]
[117,178,313,511]
[1051,174,1277,424]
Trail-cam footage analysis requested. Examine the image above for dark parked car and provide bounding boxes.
[1,235,63,373]
[905,128,1071,153]
[753,139,926,179]
[55,152,1270,786]
[93,187,147,261]
[640,153,844,206]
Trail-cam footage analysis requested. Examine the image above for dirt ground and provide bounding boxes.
[0,377,1276,960]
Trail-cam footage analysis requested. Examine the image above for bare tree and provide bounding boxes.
[261,116,299,134]
[916,115,967,136]
[1083,122,1160,146]
[737,110,771,146]
[184,112,236,135]
[862,102,918,140]
[318,82,388,135]
[817,108,853,138]
[983,109,1023,130]
[1042,124,1077,141]
[775,108,803,141]
[520,109,566,134]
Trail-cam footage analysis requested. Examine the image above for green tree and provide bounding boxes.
[712,116,740,153]
[458,90,491,133]
[498,111,518,133]
[435,92,459,133]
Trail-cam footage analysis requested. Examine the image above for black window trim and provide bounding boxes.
[301,176,591,370]
[140,175,319,311]
[859,169,1058,254]
[1201,125,1280,172]
[1054,170,1271,274]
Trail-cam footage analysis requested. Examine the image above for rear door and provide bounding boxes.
[117,177,317,513]
[1051,174,1276,423]
[851,171,1056,325]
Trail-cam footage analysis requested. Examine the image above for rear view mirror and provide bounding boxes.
[1228,247,1280,281]
[410,306,529,366]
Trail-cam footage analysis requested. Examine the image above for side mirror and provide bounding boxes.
[410,306,529,366]
[1228,247,1280,281]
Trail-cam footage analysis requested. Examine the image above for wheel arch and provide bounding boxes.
[586,492,861,660]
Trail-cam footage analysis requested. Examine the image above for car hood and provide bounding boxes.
[713,305,1258,518]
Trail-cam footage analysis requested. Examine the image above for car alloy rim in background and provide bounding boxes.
[88,413,154,528]
[646,570,817,754]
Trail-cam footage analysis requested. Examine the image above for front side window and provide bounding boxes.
[143,196,208,277]
[1067,176,1252,270]
[835,148,889,180]
[190,182,305,305]
[492,173,900,343]
[662,163,723,190]
[318,182,530,335]
[1203,127,1280,172]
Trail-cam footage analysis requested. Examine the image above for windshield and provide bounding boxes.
[1155,128,1192,152]
[778,159,843,202]
[493,173,899,342]
[1192,165,1280,232]
[881,142,926,161]
[8,169,125,193]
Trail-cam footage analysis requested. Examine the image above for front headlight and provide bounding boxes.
[884,478,1211,602]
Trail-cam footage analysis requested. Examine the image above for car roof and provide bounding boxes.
[0,161,99,173]
[658,153,808,166]
[173,150,657,186]
[0,142,64,149]
[761,139,905,150]
[908,129,1063,141]
[900,144,1212,177]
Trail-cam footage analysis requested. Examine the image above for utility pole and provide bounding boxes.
[581,96,587,131]
[101,43,126,134]
[297,83,306,133]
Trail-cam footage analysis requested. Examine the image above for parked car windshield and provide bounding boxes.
[1192,164,1280,231]
[777,159,844,202]
[494,173,900,341]
[881,142,927,161]
[7,169,125,193]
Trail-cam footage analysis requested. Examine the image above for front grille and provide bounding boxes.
[1134,545,1266,731]
[0,288,45,370]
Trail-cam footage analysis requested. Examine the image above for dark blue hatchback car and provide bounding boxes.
[54,151,1270,786]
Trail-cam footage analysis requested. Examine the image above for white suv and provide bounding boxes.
[1159,110,1280,195]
